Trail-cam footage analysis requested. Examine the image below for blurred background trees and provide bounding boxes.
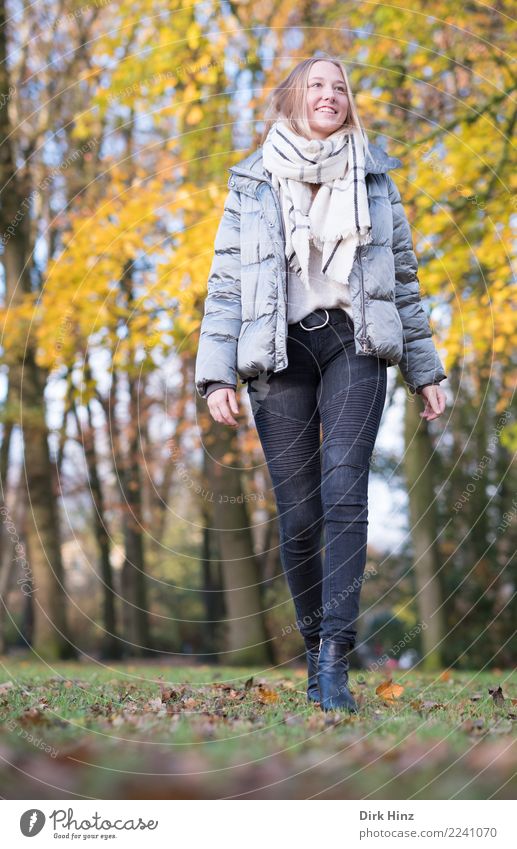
[0,0,514,668]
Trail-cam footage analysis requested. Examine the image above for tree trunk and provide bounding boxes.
[72,396,123,659]
[20,350,75,658]
[0,3,74,659]
[199,449,226,660]
[403,392,445,670]
[0,419,14,652]
[197,395,271,665]
[118,371,150,656]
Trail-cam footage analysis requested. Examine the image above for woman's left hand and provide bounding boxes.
[419,385,446,421]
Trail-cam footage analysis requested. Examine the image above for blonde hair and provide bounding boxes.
[259,55,369,159]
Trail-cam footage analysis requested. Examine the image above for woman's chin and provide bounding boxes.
[309,119,343,137]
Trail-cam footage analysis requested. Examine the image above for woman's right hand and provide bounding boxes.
[207,387,240,427]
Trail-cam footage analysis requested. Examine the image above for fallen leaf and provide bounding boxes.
[160,687,180,703]
[410,699,445,712]
[376,679,404,703]
[18,707,50,725]
[224,688,246,701]
[461,717,485,734]
[489,686,505,707]
[256,686,279,704]
[143,698,165,712]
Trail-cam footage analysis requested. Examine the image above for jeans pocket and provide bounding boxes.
[248,371,311,424]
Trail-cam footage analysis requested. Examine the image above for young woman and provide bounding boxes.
[195,56,447,713]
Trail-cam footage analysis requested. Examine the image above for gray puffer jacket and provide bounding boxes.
[195,143,447,399]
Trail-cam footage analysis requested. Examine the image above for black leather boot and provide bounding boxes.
[317,638,358,713]
[305,637,321,703]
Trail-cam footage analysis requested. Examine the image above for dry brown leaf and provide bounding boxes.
[143,697,165,712]
[461,718,485,734]
[489,685,505,707]
[18,707,49,725]
[224,688,246,700]
[410,698,444,712]
[160,687,181,703]
[256,686,279,704]
[375,679,404,703]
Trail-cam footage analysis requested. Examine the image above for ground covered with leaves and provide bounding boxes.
[0,658,515,799]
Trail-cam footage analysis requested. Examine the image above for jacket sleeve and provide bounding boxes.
[205,381,237,398]
[195,186,242,399]
[387,174,447,394]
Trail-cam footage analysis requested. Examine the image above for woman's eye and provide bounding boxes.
[310,82,346,92]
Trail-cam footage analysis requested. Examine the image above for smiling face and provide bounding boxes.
[306,60,349,140]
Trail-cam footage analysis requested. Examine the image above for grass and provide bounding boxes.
[0,655,515,799]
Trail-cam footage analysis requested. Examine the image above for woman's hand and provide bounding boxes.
[207,387,240,427]
[419,385,446,421]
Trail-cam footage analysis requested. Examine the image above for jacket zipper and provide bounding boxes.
[261,180,289,321]
[357,246,374,353]
[269,183,288,297]
[268,183,289,368]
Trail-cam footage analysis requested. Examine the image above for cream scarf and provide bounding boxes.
[262,120,372,289]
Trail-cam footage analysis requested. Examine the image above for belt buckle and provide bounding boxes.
[299,308,330,331]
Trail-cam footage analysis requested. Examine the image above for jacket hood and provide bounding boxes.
[228,140,402,191]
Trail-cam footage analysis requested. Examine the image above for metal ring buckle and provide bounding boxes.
[299,308,330,331]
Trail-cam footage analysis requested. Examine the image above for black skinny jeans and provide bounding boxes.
[247,308,387,648]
